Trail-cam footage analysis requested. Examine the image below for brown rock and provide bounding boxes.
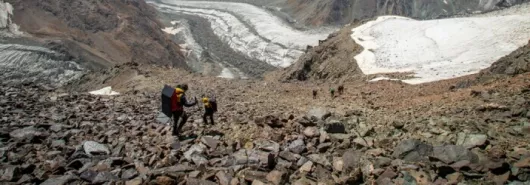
[342,149,362,172]
[187,178,217,185]
[156,176,175,185]
[299,161,313,173]
[230,178,240,185]
[514,157,530,168]
[242,170,268,182]
[201,136,220,149]
[376,178,395,185]
[266,170,286,185]
[489,171,510,185]
[446,172,463,184]
[332,157,344,172]
[251,180,266,185]
[410,170,431,185]
[319,131,329,143]
[303,127,320,138]
[293,177,317,185]
[378,168,397,180]
[125,178,142,185]
[216,171,232,185]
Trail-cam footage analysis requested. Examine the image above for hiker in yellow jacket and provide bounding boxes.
[202,95,217,125]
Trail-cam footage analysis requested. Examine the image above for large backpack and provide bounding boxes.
[210,98,218,112]
[161,85,176,117]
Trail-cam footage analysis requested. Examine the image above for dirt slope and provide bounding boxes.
[6,0,186,69]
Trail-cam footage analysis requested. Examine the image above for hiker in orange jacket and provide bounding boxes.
[171,84,197,136]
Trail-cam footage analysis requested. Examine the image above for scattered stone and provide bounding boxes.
[216,171,232,185]
[333,157,344,172]
[307,154,331,167]
[92,171,119,184]
[40,174,77,185]
[392,139,433,162]
[293,177,317,185]
[156,175,175,185]
[325,120,346,133]
[83,141,110,156]
[9,126,46,141]
[374,157,392,168]
[431,145,478,164]
[343,149,362,172]
[515,157,530,168]
[303,127,320,138]
[201,136,220,149]
[447,172,464,184]
[319,131,329,143]
[392,121,405,129]
[125,178,143,185]
[352,138,370,147]
[357,123,374,137]
[297,156,309,167]
[288,139,306,154]
[456,133,488,148]
[300,161,313,173]
[51,140,66,148]
[0,166,20,181]
[279,151,299,162]
[317,143,332,153]
[266,170,286,185]
[184,144,207,161]
[254,139,280,153]
[121,168,138,180]
[378,168,398,181]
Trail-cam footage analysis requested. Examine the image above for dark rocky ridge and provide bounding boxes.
[273,24,366,83]
[478,42,530,82]
[282,0,530,26]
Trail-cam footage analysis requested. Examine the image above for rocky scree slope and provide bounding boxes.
[6,0,186,69]
[2,64,530,184]
[478,42,530,82]
[282,0,530,26]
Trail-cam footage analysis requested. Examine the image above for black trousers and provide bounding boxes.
[203,109,215,125]
[172,111,188,136]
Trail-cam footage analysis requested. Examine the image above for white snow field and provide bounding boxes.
[89,87,120,96]
[150,0,331,68]
[352,15,530,84]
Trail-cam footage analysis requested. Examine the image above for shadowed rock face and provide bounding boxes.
[284,0,530,26]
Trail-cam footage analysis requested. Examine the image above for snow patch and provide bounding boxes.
[369,76,400,82]
[351,15,530,84]
[89,87,120,96]
[0,1,22,36]
[162,27,181,35]
[217,67,235,79]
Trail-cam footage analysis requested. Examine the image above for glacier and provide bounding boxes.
[352,14,530,84]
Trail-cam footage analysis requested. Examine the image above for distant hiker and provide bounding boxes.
[202,95,217,125]
[171,84,197,136]
[338,85,344,95]
[312,89,318,99]
[330,88,335,98]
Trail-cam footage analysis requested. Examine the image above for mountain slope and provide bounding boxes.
[6,0,186,69]
[283,0,530,26]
